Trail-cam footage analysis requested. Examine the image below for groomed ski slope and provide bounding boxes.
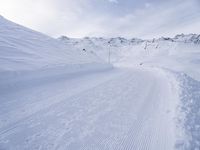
[62,35,200,149]
[1,15,200,149]
[0,67,179,150]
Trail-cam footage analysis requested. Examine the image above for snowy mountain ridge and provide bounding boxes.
[59,33,200,46]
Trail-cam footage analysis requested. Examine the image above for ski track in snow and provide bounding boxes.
[0,67,178,150]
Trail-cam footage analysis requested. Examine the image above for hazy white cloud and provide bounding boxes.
[108,0,118,4]
[0,0,200,38]
[144,3,151,8]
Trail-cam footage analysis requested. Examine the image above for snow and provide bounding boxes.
[60,34,200,149]
[1,16,200,149]
[0,67,178,150]
[0,16,107,72]
[175,73,200,149]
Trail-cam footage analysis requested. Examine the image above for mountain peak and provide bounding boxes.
[58,36,70,41]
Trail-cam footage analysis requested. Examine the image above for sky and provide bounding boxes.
[0,0,200,38]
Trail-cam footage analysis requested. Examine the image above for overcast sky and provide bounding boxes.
[0,0,200,38]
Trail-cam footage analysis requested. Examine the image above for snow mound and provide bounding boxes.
[176,73,200,149]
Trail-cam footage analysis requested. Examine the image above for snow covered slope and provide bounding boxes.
[0,15,107,72]
[58,36,144,64]
[1,15,200,149]
[59,34,200,80]
[0,15,112,93]
[59,34,200,149]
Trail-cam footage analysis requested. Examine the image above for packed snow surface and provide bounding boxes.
[0,16,200,149]
[0,67,178,150]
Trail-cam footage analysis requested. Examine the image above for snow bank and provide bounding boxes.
[0,63,111,95]
[175,73,200,149]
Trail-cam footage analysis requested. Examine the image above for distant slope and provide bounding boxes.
[59,34,200,80]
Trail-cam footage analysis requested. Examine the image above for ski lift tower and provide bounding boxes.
[108,41,111,64]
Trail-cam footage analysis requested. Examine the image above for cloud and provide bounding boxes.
[145,3,151,8]
[93,0,200,38]
[108,0,118,4]
[0,0,200,38]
